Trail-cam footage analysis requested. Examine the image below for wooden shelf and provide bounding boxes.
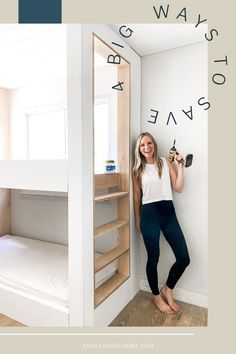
[94,191,129,202]
[94,272,129,308]
[95,246,129,272]
[94,218,128,238]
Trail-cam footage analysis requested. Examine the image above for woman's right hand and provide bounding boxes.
[133,174,142,233]
[136,221,141,233]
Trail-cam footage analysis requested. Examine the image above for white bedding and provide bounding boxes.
[95,252,117,289]
[0,235,68,307]
[0,235,117,307]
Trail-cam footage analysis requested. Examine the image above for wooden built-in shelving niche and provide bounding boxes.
[94,173,130,308]
[93,34,130,308]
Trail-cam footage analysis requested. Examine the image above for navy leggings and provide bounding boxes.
[140,200,190,295]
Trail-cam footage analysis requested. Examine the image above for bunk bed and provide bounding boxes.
[0,23,139,327]
[0,233,117,326]
[0,160,70,326]
[0,164,119,327]
[0,233,69,326]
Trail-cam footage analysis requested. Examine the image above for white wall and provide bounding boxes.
[11,190,68,245]
[95,200,118,252]
[140,42,208,306]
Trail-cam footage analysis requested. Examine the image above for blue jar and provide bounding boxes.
[105,160,116,173]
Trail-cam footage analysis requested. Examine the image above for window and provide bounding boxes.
[94,97,110,174]
[26,107,67,159]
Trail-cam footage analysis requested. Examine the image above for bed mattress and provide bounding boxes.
[0,235,116,308]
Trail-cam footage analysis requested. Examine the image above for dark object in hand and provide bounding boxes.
[168,140,193,168]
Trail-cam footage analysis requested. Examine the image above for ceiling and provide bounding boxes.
[0,24,207,89]
[109,24,208,56]
[0,24,66,89]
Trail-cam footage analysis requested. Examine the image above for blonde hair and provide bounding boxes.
[133,132,163,184]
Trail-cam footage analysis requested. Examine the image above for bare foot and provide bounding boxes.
[152,294,174,314]
[160,286,180,312]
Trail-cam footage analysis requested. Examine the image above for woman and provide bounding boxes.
[133,132,190,315]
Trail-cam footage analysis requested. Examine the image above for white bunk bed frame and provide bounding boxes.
[0,24,141,327]
[0,283,69,327]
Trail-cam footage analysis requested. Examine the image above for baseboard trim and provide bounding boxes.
[140,279,208,308]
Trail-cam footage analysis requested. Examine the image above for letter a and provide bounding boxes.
[182,106,193,120]
[112,82,124,91]
[166,112,177,125]
[176,8,187,21]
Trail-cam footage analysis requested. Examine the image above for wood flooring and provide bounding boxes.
[0,290,207,327]
[109,290,208,327]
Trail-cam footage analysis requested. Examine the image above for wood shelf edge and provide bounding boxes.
[95,247,129,273]
[94,191,129,202]
[94,218,129,238]
[94,272,129,308]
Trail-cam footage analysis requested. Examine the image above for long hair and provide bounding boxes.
[132,132,163,184]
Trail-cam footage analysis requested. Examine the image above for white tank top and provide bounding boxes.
[141,158,173,204]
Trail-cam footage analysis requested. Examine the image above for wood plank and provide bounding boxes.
[95,273,129,308]
[95,246,129,272]
[109,290,208,327]
[94,34,130,65]
[117,60,130,280]
[117,63,130,193]
[0,189,10,236]
[94,218,128,238]
[95,173,120,190]
[0,313,25,327]
[0,88,10,160]
[118,249,130,276]
[94,191,128,202]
